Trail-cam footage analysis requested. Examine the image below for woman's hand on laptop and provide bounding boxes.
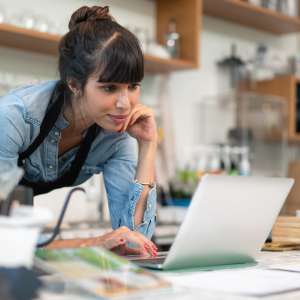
[101,226,158,256]
[45,226,158,256]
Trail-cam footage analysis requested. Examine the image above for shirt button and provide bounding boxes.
[54,131,59,136]
[148,204,152,209]
[48,165,53,169]
[51,139,56,144]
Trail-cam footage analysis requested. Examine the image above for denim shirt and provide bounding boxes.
[0,81,156,238]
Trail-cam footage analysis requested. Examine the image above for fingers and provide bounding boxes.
[135,231,158,256]
[119,105,141,132]
[128,109,151,128]
[96,227,158,257]
[120,104,153,132]
[113,227,157,256]
[121,232,149,255]
[119,245,144,256]
[111,243,148,257]
[122,230,157,257]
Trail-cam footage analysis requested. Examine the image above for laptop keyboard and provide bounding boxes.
[126,251,168,264]
[132,257,166,265]
[126,252,167,265]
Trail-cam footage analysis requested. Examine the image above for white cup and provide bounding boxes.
[0,205,52,268]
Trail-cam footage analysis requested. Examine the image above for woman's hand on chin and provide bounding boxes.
[120,104,158,145]
[101,226,158,256]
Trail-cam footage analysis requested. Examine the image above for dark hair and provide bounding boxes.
[58,6,144,93]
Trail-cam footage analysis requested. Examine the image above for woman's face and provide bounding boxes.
[82,75,141,132]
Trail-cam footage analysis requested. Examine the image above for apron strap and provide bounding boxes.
[20,124,98,195]
[18,82,65,163]
[18,82,98,195]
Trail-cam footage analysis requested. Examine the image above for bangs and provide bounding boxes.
[96,35,144,83]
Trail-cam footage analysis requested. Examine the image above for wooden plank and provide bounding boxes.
[273,228,300,235]
[271,236,300,243]
[281,162,300,215]
[0,23,60,55]
[203,0,300,34]
[272,216,300,243]
[144,54,196,73]
[275,216,300,223]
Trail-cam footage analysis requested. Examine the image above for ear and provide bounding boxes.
[67,79,80,95]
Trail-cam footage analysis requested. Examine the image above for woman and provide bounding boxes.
[0,6,157,256]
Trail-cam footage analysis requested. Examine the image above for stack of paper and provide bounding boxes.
[164,268,300,297]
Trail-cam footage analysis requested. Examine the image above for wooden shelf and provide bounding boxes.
[203,0,300,34]
[0,23,60,55]
[241,75,300,142]
[0,23,197,73]
[156,0,201,69]
[144,55,196,73]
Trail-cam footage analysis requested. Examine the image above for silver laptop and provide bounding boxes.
[128,175,294,270]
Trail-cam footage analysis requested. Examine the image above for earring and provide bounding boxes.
[73,89,80,97]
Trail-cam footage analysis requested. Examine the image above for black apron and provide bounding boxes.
[18,82,98,196]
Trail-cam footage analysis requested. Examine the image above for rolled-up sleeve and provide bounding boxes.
[103,134,156,238]
[130,182,156,238]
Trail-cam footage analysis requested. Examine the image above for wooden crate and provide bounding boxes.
[272,216,300,243]
[281,161,300,215]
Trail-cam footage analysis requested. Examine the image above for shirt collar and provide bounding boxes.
[55,106,70,130]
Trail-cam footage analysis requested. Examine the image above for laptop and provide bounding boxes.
[128,175,294,270]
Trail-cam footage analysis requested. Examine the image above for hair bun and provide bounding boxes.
[68,6,113,30]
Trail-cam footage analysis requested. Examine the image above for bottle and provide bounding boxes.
[165,18,180,59]
[222,145,232,174]
[239,147,251,176]
[196,152,208,178]
[209,147,221,174]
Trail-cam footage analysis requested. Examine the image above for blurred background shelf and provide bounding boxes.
[242,75,300,142]
[0,23,60,55]
[156,0,201,70]
[203,0,300,34]
[144,55,196,73]
[0,0,201,74]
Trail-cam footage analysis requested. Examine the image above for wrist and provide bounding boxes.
[134,178,156,189]
[138,138,157,151]
[138,141,157,165]
[137,127,158,146]
[136,142,156,184]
